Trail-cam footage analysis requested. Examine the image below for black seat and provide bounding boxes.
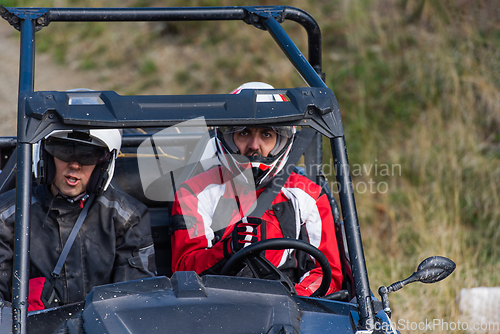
[112,156,173,277]
[149,207,173,276]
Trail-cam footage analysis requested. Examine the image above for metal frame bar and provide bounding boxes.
[12,15,36,334]
[2,6,375,332]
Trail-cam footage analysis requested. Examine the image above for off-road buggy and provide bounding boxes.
[0,6,455,334]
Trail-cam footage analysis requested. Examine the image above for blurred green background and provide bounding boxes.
[1,1,499,332]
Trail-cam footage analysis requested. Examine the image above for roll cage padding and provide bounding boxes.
[18,88,343,145]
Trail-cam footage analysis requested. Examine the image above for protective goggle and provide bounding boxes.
[44,138,110,166]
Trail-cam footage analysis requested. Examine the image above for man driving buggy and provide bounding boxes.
[0,125,156,310]
[170,83,343,296]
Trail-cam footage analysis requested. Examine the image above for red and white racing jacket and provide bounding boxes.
[170,167,343,296]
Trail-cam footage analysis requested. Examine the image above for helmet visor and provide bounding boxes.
[45,138,110,166]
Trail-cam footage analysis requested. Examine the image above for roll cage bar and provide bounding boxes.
[1,6,375,333]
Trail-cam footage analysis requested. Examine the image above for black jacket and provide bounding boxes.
[0,184,156,305]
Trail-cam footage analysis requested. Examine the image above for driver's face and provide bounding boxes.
[233,127,277,157]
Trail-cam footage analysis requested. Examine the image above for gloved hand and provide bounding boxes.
[230,217,263,253]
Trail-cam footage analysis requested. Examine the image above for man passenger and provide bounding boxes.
[0,129,155,310]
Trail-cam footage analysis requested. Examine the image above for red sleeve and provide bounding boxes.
[170,184,231,274]
[294,192,343,296]
[171,228,228,274]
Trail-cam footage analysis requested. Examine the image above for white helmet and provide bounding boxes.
[215,82,296,189]
[33,129,122,195]
[229,82,287,102]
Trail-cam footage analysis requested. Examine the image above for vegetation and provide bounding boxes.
[3,0,499,332]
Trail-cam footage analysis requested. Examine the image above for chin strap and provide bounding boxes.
[51,185,89,205]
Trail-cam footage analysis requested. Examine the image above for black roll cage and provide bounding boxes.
[1,6,375,333]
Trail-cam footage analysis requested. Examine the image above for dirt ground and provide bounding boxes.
[0,20,105,136]
[0,21,20,137]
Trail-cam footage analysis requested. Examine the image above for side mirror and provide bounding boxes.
[378,256,455,318]
[412,256,456,283]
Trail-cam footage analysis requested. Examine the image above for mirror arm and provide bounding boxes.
[378,286,392,319]
[378,273,418,319]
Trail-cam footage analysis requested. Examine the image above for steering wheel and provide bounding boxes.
[220,238,331,297]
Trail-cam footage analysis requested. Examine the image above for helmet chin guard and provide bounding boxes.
[215,82,296,189]
[216,128,294,189]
